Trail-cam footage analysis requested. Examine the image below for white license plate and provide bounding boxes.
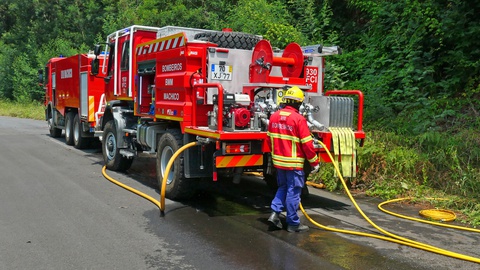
[211,64,232,81]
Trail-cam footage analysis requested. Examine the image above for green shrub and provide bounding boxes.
[309,130,480,227]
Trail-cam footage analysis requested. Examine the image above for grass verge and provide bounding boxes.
[0,99,44,120]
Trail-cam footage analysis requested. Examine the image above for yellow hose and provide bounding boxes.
[419,209,456,222]
[300,140,480,264]
[159,142,198,215]
[378,197,480,233]
[305,181,326,189]
[102,165,161,209]
[102,141,198,216]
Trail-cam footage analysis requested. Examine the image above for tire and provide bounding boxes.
[156,130,196,200]
[102,120,133,171]
[194,31,261,50]
[48,115,62,138]
[73,114,90,149]
[65,111,75,145]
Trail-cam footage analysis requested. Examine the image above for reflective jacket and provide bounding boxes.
[267,106,319,170]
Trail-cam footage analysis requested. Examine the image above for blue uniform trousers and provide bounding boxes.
[270,169,305,226]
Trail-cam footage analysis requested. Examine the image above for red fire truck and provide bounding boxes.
[90,25,365,200]
[42,53,107,149]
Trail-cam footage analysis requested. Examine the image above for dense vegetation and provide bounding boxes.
[0,0,479,225]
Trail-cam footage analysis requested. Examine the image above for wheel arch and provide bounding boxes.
[102,101,133,149]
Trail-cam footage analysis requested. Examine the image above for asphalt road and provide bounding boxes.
[0,116,479,270]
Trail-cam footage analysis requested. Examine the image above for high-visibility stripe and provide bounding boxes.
[300,135,313,143]
[307,155,318,163]
[166,39,172,50]
[216,154,263,168]
[272,160,303,168]
[271,154,303,163]
[268,132,300,142]
[155,114,183,122]
[137,34,185,56]
[184,128,221,139]
[88,96,95,122]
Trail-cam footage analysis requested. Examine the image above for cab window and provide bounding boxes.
[107,42,115,76]
[121,41,130,70]
[44,66,49,84]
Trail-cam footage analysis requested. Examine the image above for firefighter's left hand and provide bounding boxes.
[311,164,320,174]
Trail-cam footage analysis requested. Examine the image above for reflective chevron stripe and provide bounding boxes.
[136,33,185,56]
[215,154,263,168]
[88,96,95,122]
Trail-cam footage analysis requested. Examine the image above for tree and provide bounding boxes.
[226,0,304,47]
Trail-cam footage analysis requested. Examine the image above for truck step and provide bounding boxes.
[119,149,135,158]
[123,129,137,135]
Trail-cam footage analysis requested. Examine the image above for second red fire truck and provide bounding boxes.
[42,53,107,149]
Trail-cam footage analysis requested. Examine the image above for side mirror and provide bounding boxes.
[94,44,101,56]
[91,59,99,76]
[38,69,44,85]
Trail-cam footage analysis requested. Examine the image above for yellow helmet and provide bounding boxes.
[283,86,304,103]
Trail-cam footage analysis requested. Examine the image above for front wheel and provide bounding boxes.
[156,131,196,200]
[102,120,133,171]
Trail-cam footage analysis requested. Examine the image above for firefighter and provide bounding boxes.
[266,86,320,232]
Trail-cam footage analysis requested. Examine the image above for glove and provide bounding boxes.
[311,164,320,174]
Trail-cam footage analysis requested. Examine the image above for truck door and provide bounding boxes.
[119,39,131,97]
[51,68,56,107]
[105,36,132,99]
[103,26,163,102]
[44,65,55,107]
[105,36,131,101]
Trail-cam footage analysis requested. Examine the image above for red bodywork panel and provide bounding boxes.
[135,33,214,131]
[44,54,106,126]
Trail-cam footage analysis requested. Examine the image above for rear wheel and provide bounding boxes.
[73,114,90,149]
[65,111,74,145]
[48,115,62,138]
[102,120,133,171]
[156,130,196,200]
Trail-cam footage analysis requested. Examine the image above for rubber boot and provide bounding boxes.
[287,224,309,233]
[268,212,282,229]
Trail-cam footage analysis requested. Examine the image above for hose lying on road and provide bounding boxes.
[101,141,199,216]
[300,140,480,264]
[102,165,161,209]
